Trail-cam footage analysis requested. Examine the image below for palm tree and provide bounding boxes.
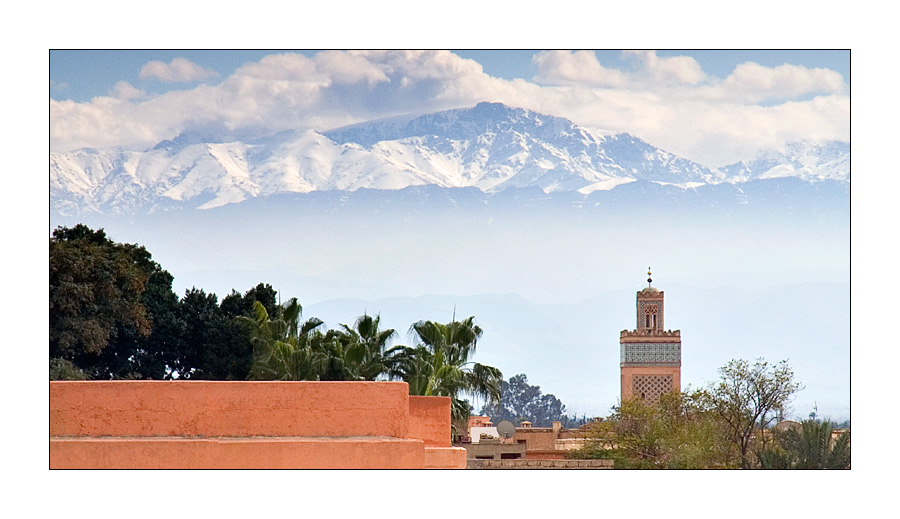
[755,446,795,469]
[391,317,502,422]
[238,299,325,381]
[333,313,401,381]
[756,419,850,469]
[782,420,850,469]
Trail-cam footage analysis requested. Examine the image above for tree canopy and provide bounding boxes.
[49,227,504,407]
[50,224,156,360]
[479,373,573,427]
[50,224,283,380]
[569,391,737,469]
[695,358,802,469]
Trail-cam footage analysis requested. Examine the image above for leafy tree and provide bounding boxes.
[568,391,736,469]
[50,358,91,380]
[757,420,850,469]
[212,283,279,380]
[50,225,154,361]
[696,358,802,469]
[390,317,502,422]
[82,270,183,380]
[50,224,182,380]
[165,283,280,380]
[479,373,569,427]
[220,283,279,320]
[174,287,221,378]
[132,269,185,378]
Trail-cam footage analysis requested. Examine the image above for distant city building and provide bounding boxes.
[619,270,682,403]
[456,416,598,462]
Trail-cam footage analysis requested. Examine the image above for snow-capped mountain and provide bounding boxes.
[325,102,721,193]
[49,102,849,217]
[719,141,850,183]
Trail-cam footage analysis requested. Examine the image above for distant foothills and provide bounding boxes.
[50,102,849,218]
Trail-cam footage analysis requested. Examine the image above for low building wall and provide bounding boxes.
[467,459,614,469]
[50,381,465,469]
[525,450,568,460]
[51,436,427,470]
[456,441,526,460]
[50,380,410,438]
[408,395,451,447]
[424,446,468,469]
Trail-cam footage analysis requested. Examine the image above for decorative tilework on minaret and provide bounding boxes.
[619,269,682,404]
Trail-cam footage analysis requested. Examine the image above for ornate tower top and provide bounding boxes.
[636,270,664,332]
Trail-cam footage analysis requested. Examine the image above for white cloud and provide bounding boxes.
[718,62,847,103]
[315,51,390,86]
[622,50,706,86]
[532,50,627,87]
[110,81,145,100]
[534,50,706,88]
[139,57,219,83]
[50,50,849,168]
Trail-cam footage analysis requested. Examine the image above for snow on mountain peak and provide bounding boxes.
[719,140,849,183]
[49,103,849,217]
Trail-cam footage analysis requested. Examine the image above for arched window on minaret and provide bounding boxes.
[644,304,658,330]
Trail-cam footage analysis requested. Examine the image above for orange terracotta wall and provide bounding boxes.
[51,437,426,470]
[50,381,410,438]
[408,395,452,447]
[512,429,558,451]
[424,446,468,469]
[50,381,469,469]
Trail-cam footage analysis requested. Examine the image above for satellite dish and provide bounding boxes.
[496,420,516,439]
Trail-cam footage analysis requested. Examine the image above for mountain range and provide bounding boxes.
[49,102,849,218]
[47,102,850,420]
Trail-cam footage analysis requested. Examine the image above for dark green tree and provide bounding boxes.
[174,287,221,379]
[50,358,90,380]
[122,269,184,379]
[170,284,270,380]
[479,373,569,427]
[215,283,279,379]
[51,224,153,360]
[221,283,279,319]
[50,224,179,379]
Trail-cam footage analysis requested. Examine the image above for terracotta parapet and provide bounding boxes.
[50,381,410,438]
[409,395,452,447]
[50,381,468,469]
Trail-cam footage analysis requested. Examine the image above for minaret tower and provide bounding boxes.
[619,268,682,404]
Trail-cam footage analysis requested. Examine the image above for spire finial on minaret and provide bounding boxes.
[647,267,652,287]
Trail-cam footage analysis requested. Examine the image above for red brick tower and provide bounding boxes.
[619,269,681,404]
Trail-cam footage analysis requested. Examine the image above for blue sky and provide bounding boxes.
[50,49,849,102]
[49,50,850,168]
